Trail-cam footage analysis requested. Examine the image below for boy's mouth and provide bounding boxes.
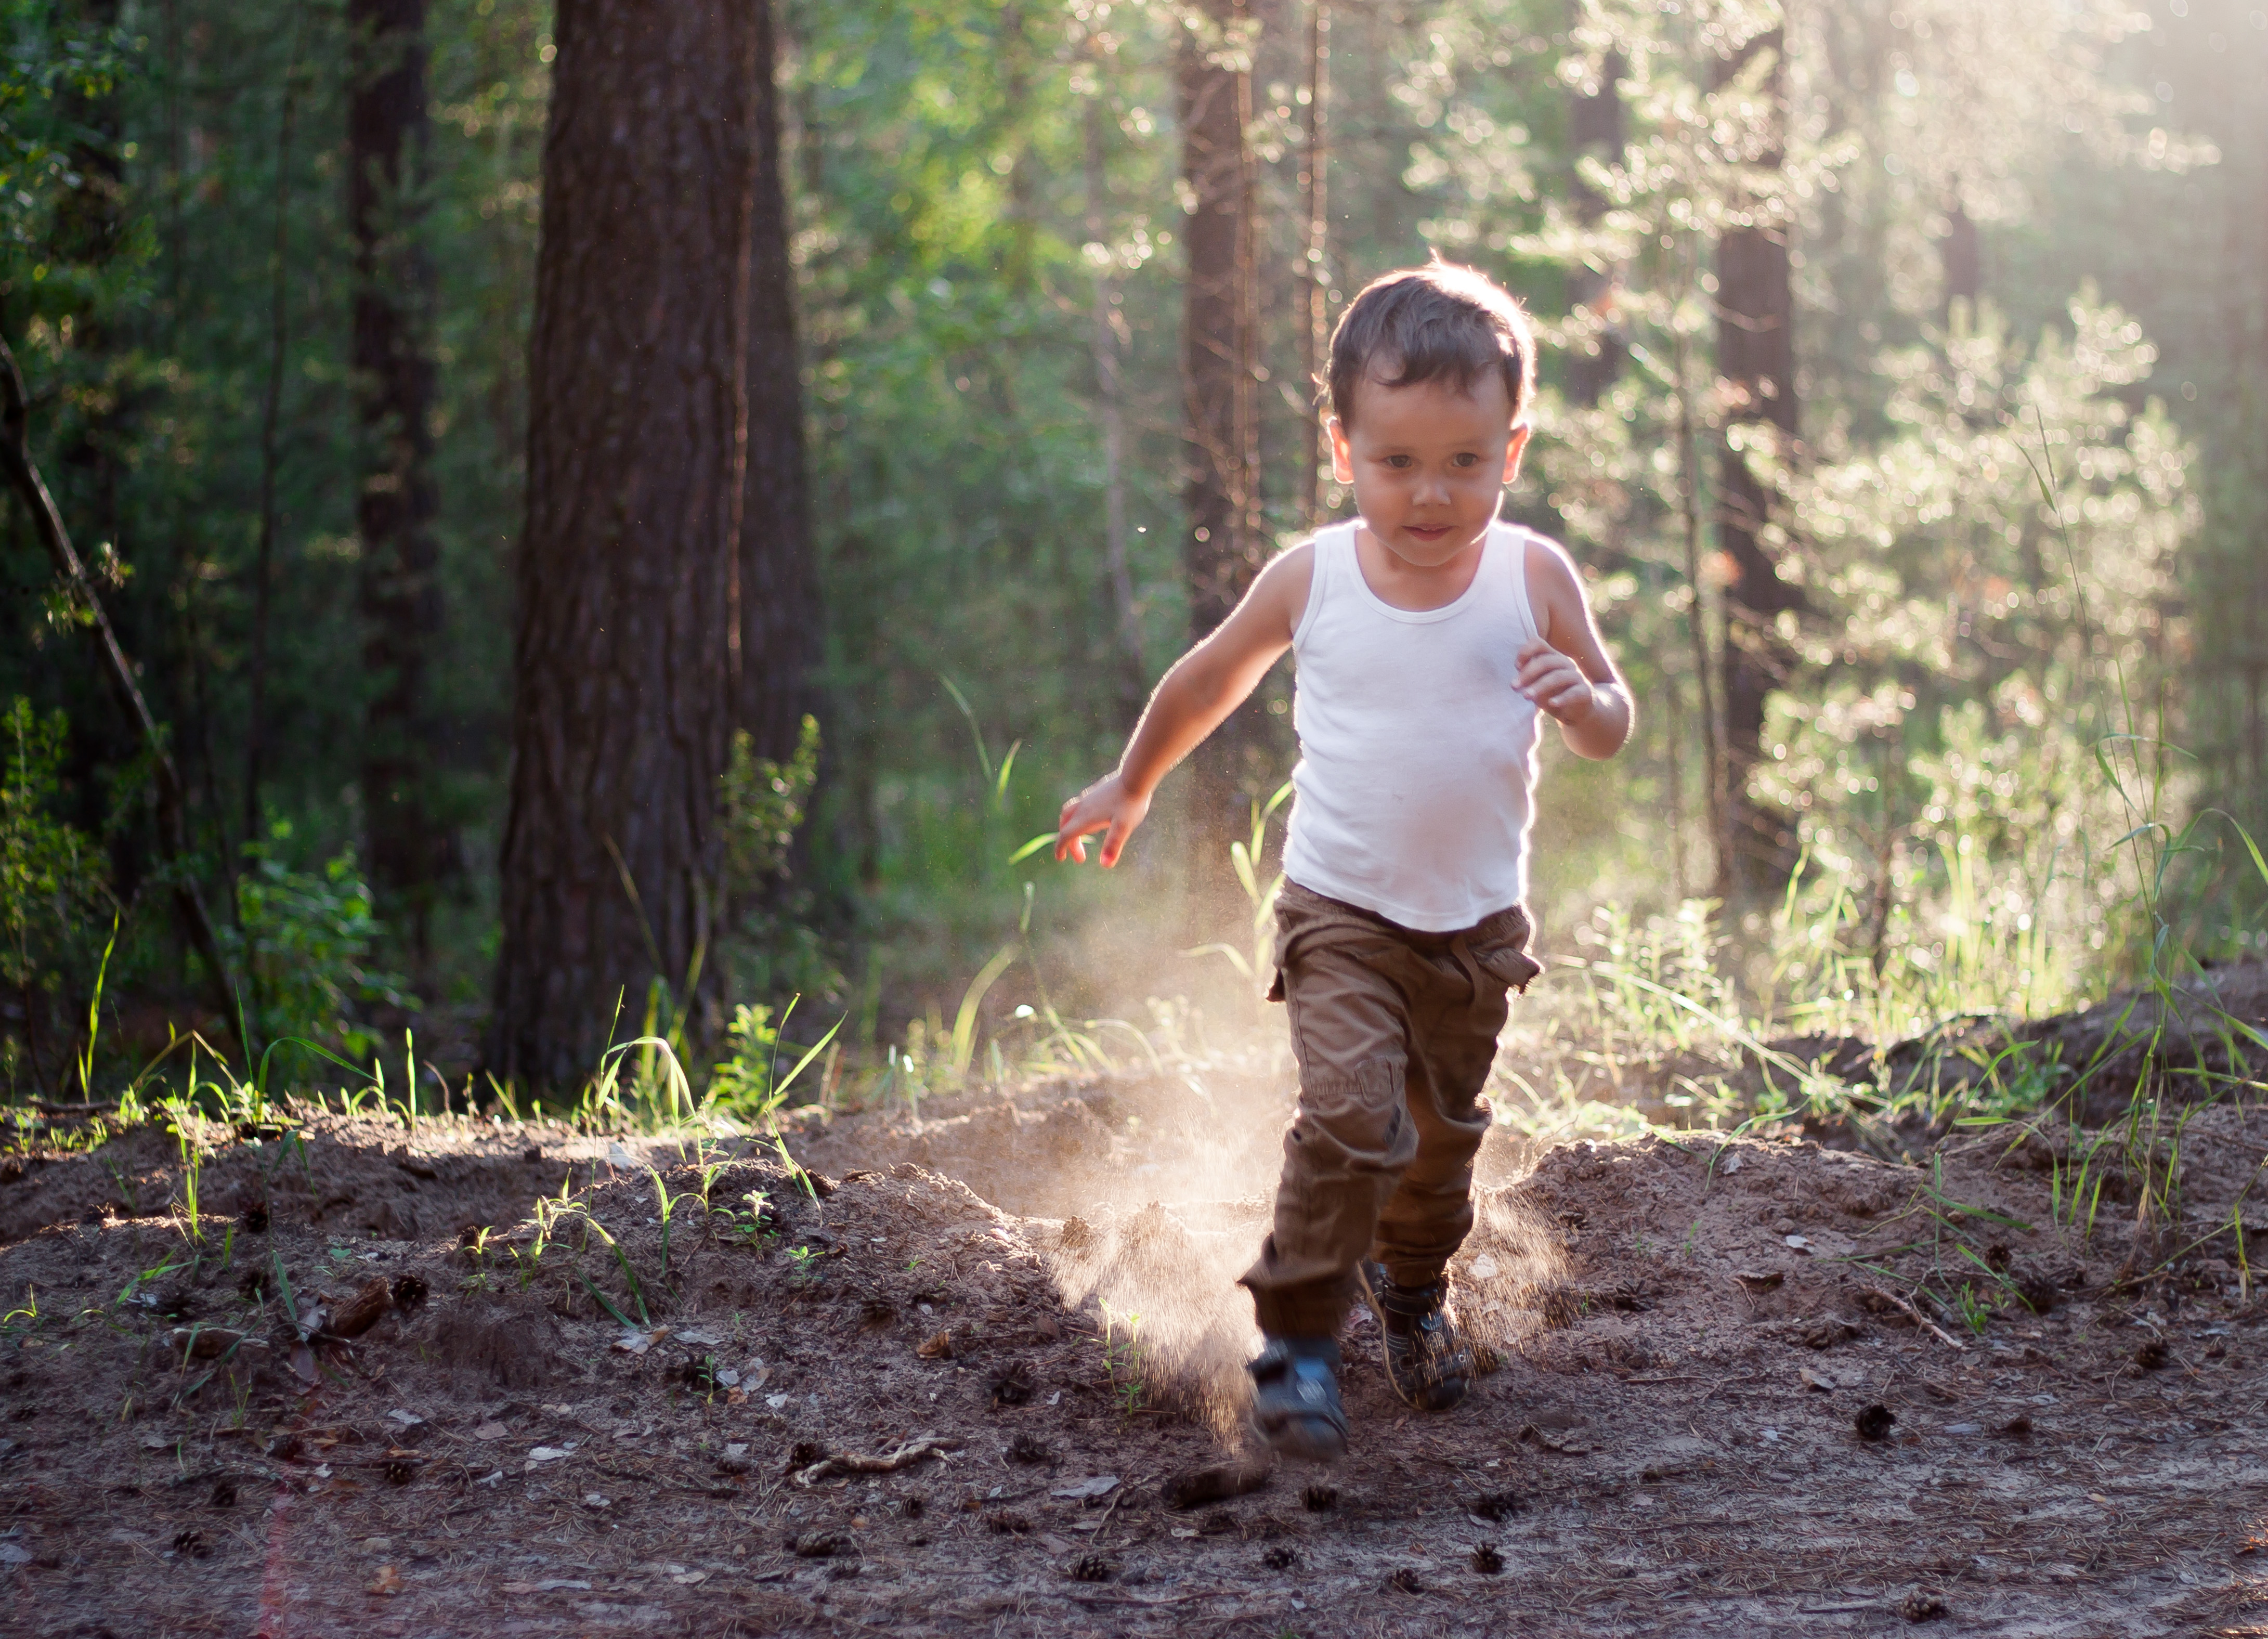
[1402,524,1453,543]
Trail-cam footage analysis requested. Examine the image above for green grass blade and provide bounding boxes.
[950,943,1021,1076]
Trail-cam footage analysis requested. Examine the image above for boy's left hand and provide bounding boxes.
[1515,639,1597,724]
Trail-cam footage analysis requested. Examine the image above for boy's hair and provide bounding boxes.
[1327,261,1535,431]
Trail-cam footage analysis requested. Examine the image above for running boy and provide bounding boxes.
[1053,262,1631,1461]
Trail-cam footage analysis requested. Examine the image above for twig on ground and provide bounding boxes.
[792,1435,963,1488]
[1865,1285,1968,1351]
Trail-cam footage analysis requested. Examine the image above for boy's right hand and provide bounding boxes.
[1055,774,1151,867]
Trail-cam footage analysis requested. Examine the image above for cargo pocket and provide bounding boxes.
[1471,907,1543,994]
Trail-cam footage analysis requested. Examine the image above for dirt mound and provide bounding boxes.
[0,1112,623,1248]
[1553,958,2268,1140]
[6,1091,2267,1634]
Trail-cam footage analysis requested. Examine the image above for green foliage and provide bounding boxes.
[0,0,131,278]
[0,697,115,1094]
[221,825,415,1061]
[722,714,822,890]
[707,1003,785,1115]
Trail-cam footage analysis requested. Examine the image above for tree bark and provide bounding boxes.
[1713,24,1802,899]
[490,0,795,1091]
[349,0,447,961]
[1178,0,1268,841]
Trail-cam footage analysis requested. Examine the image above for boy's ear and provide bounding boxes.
[1502,423,1533,484]
[1328,417,1354,484]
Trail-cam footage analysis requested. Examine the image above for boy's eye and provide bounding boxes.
[1451,452,1480,468]
[1381,454,1414,469]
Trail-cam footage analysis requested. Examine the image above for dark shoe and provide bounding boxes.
[1357,1261,1471,1412]
[1247,1337,1348,1462]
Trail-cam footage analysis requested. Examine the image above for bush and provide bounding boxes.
[220,823,415,1061]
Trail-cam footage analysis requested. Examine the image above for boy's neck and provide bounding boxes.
[1352,521,1492,613]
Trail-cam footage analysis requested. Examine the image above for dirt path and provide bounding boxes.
[4,1094,2266,1636]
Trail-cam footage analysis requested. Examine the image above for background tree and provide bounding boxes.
[488,0,802,1089]
[1710,14,1802,897]
[1177,0,1270,848]
[348,0,448,965]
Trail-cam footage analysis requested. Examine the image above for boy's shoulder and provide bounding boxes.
[1511,524,1582,581]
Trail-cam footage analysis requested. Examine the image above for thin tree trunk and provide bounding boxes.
[1566,42,1625,407]
[489,0,779,1090]
[735,0,815,771]
[1940,186,1979,319]
[0,336,237,1022]
[1299,0,1329,526]
[1674,324,1726,890]
[1085,87,1144,720]
[1179,0,1266,843]
[1713,24,1801,900]
[349,0,447,965]
[243,21,303,847]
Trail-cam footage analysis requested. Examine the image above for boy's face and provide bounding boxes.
[1328,371,1530,570]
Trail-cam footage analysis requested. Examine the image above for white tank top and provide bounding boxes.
[1280,519,1545,932]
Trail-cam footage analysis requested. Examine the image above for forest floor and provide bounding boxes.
[5,973,2268,1637]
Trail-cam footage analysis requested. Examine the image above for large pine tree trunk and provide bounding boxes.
[490,0,789,1090]
[1713,24,1802,899]
[348,0,448,962]
[1178,0,1267,845]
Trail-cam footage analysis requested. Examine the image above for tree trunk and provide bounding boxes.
[1940,187,1979,319]
[490,0,787,1091]
[1566,44,1625,407]
[243,20,304,848]
[1085,85,1144,721]
[735,0,816,769]
[1713,24,1801,900]
[1298,0,1329,526]
[1178,0,1268,842]
[349,0,447,963]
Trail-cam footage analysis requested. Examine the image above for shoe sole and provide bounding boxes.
[1356,1261,1469,1413]
[1250,1407,1347,1464]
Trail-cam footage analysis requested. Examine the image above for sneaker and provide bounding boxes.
[1247,1337,1348,1463]
[1357,1261,1472,1412]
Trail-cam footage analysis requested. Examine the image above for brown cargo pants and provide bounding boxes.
[1239,879,1542,1339]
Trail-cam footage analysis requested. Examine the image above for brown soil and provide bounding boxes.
[5,1076,2268,1637]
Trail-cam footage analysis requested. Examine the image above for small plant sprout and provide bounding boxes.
[1101,1304,1146,1416]
[1183,780,1291,1021]
[1953,1283,1993,1337]
[2,1284,38,1338]
[164,1097,206,1242]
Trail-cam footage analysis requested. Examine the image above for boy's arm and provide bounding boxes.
[1516,538,1632,761]
[1056,543,1313,866]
